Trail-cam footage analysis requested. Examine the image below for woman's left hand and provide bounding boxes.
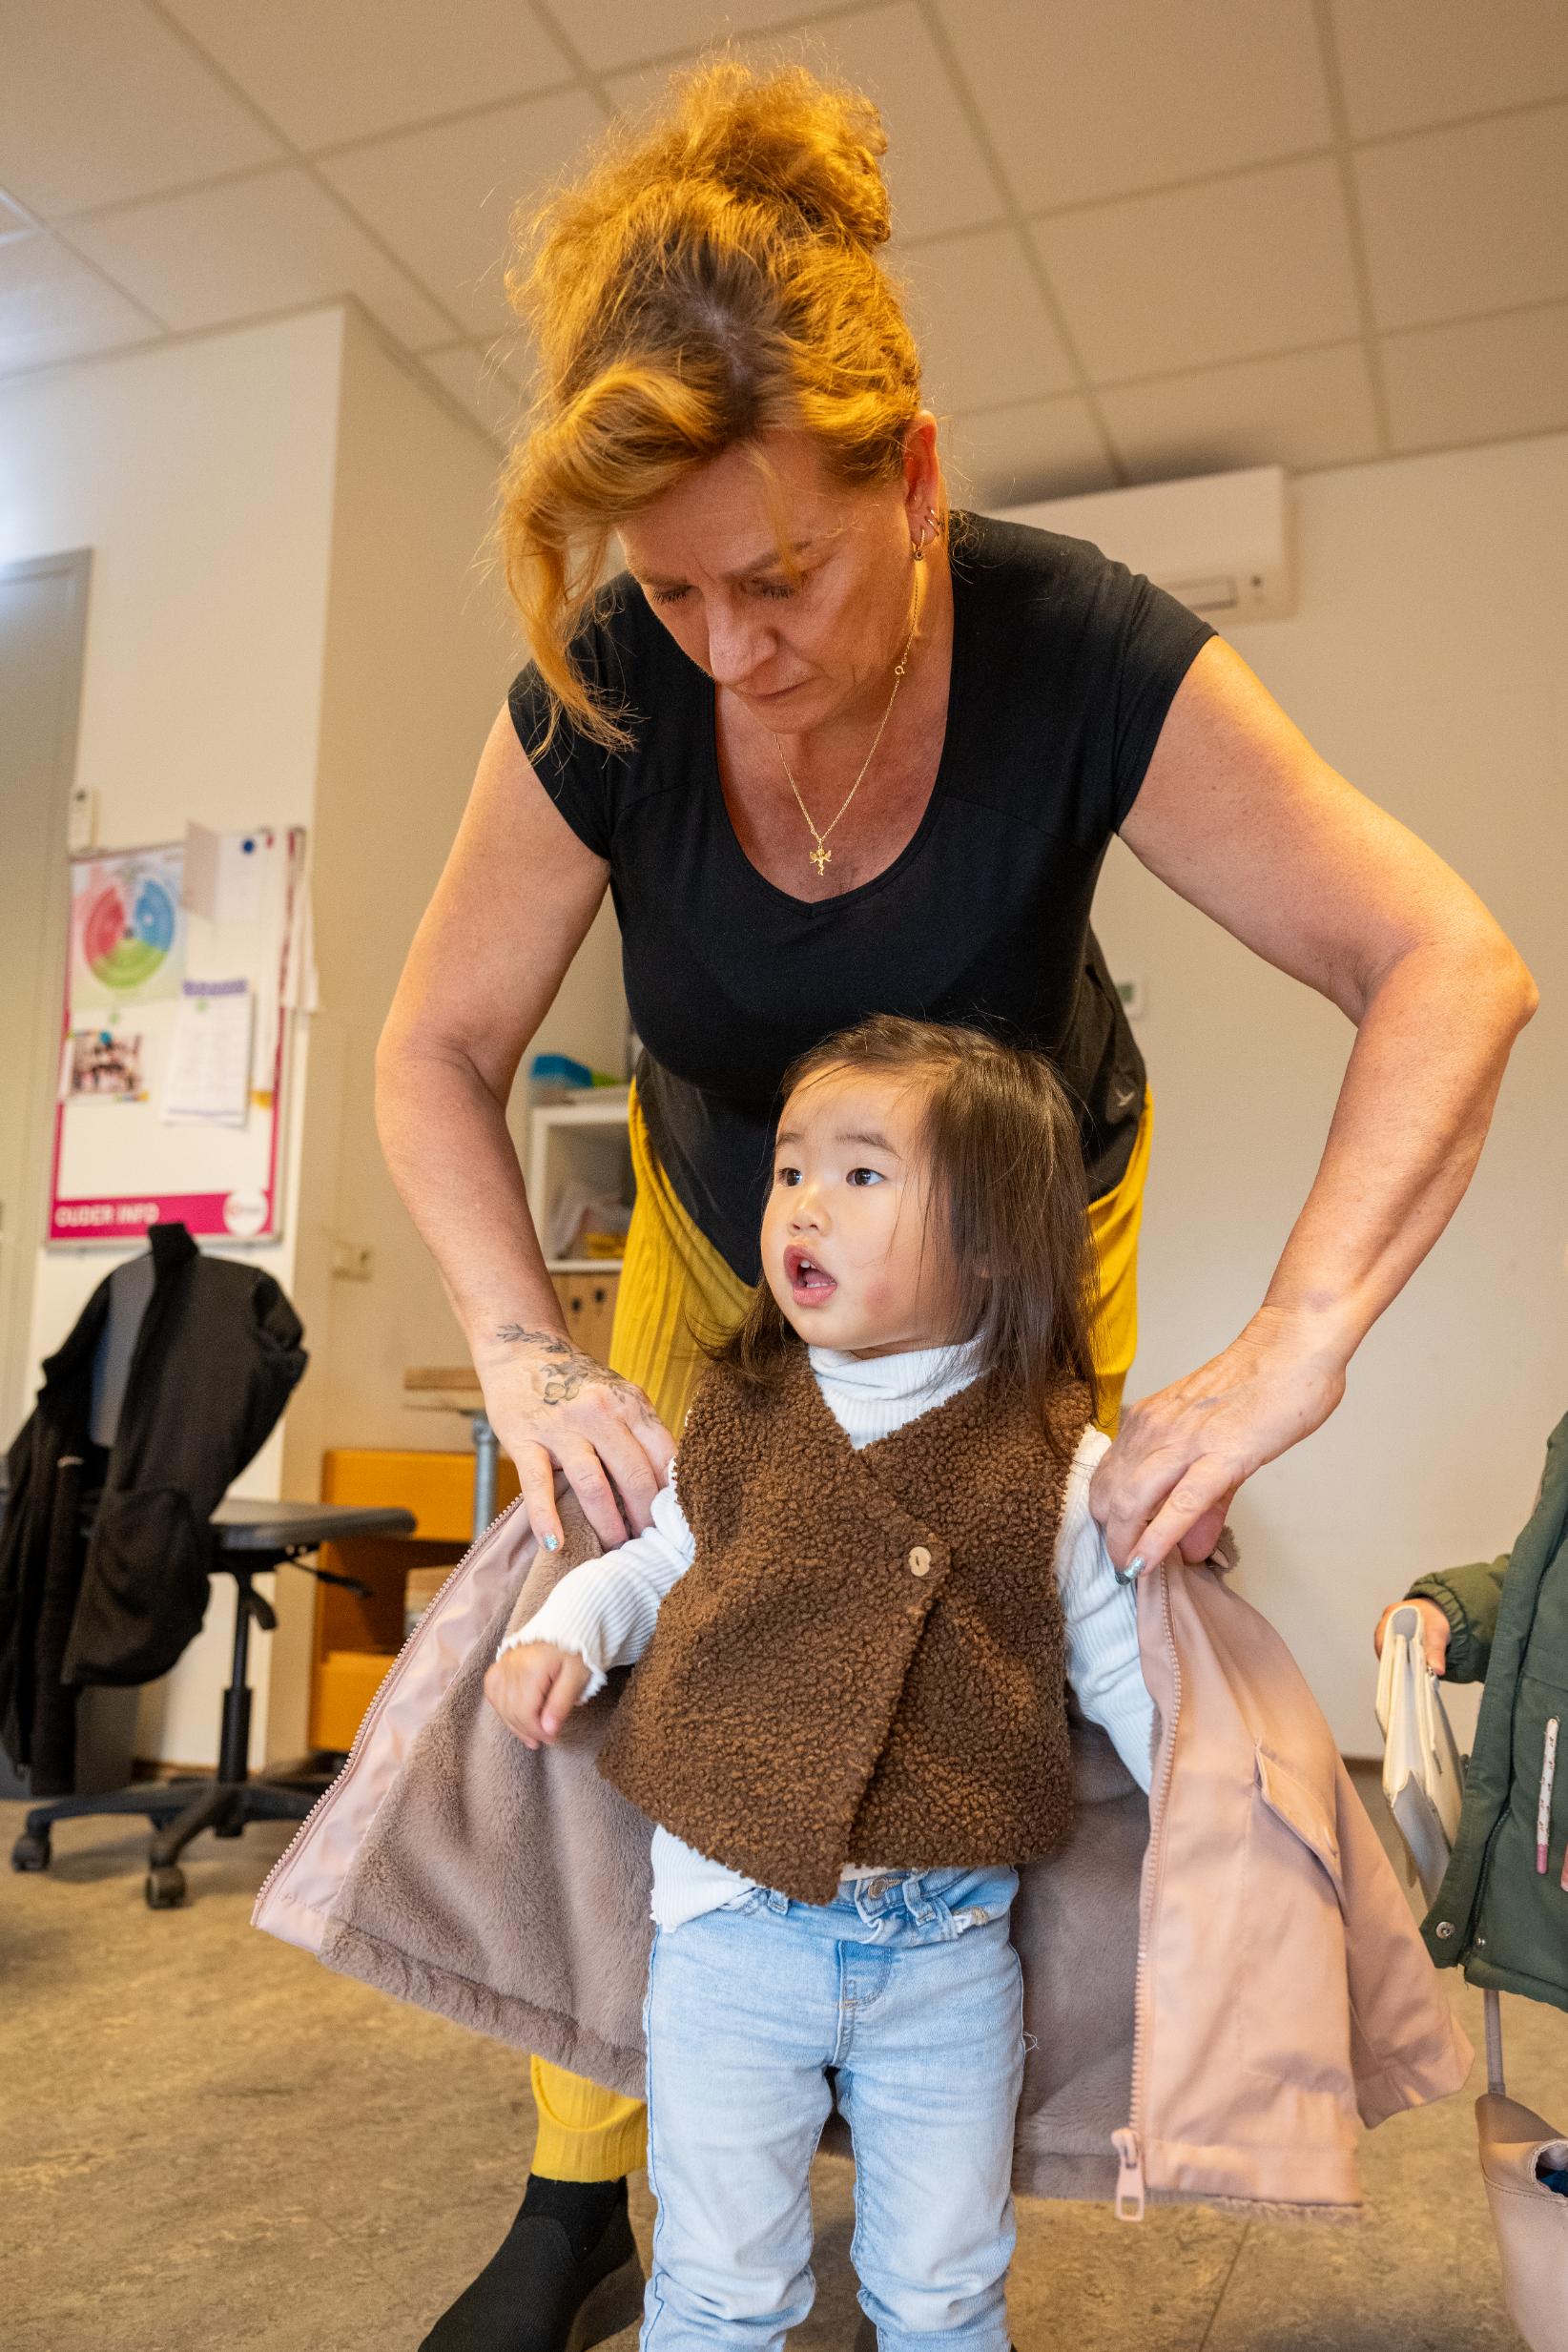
[1088,1307,1350,1574]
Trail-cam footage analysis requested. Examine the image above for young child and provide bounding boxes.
[485,1016,1155,2352]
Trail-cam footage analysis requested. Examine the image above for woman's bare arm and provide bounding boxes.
[376,705,673,1548]
[1092,635,1537,1574]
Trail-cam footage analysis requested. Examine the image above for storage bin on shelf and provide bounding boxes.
[529,1082,632,1362]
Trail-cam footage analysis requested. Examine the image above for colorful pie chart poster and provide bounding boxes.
[70,845,186,1011]
[51,833,302,1246]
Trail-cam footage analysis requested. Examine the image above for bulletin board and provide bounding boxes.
[48,827,309,1246]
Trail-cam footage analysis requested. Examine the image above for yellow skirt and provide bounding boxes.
[528,1080,1154,2181]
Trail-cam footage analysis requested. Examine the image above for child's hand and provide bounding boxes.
[484,1642,592,1747]
[1372,1597,1452,1679]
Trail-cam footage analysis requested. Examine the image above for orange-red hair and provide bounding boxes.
[500,58,926,746]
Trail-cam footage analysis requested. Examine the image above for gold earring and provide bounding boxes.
[910,508,939,562]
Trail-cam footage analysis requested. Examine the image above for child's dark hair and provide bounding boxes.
[708,1015,1101,1446]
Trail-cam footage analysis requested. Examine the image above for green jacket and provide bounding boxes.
[1409,1410,1568,2015]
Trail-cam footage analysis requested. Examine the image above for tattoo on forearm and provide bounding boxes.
[494,1325,570,1354]
[540,1357,646,1410]
[491,1325,662,1429]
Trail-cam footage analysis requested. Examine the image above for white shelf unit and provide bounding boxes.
[527,1087,633,1275]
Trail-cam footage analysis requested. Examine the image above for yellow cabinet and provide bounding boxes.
[307,1447,521,1753]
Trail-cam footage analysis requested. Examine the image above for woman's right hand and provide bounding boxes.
[1372,1596,1452,1678]
[476,1328,675,1553]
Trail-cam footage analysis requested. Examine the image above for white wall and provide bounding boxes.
[1092,431,1568,1752]
[268,308,622,1756]
[0,301,627,1769]
[0,310,344,1769]
[289,308,621,1461]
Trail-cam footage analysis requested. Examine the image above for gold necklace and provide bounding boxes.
[768,591,920,877]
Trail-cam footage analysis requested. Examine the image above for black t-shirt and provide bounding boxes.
[508,511,1213,1284]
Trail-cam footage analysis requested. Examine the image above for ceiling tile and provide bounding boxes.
[945,396,1116,508]
[1033,157,1360,382]
[67,168,455,348]
[319,88,607,340]
[930,0,1331,213]
[163,0,574,152]
[566,0,813,74]
[0,234,155,375]
[1354,106,1568,331]
[1099,343,1380,481]
[1381,302,1568,452]
[0,0,281,217]
[900,228,1077,411]
[1329,0,1568,140]
[606,5,1004,243]
[419,342,526,443]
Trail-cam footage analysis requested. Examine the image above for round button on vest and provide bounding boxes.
[907,1545,932,1577]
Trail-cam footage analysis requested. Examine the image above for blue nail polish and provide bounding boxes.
[1114,1554,1146,1588]
[544,1533,559,1552]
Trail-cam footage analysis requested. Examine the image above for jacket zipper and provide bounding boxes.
[251,1492,529,1918]
[1113,1558,1183,2223]
[1451,1803,1510,1962]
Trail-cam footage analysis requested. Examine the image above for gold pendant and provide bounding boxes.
[810,841,832,877]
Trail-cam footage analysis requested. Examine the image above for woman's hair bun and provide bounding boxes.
[662,57,893,251]
[504,54,923,753]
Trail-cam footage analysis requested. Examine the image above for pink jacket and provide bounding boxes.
[254,1491,1472,2219]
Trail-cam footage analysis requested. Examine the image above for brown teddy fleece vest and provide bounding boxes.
[597,1344,1092,1904]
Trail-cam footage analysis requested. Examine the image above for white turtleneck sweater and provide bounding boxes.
[502,1338,1154,1929]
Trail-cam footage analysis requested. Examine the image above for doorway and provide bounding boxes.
[0,550,91,1431]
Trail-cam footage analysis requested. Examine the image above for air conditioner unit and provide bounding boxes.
[997,464,1294,622]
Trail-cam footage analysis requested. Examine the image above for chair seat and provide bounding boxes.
[211,1497,415,1551]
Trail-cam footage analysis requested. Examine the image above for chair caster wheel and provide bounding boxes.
[145,1864,186,1908]
[11,1829,51,1872]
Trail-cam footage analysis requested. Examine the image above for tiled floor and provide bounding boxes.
[4,1774,1561,2351]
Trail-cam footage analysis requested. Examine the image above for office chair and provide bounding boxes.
[7,1244,414,1908]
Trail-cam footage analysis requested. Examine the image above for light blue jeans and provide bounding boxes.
[640,1864,1023,2352]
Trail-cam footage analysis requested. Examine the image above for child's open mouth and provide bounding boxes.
[783,1246,837,1305]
